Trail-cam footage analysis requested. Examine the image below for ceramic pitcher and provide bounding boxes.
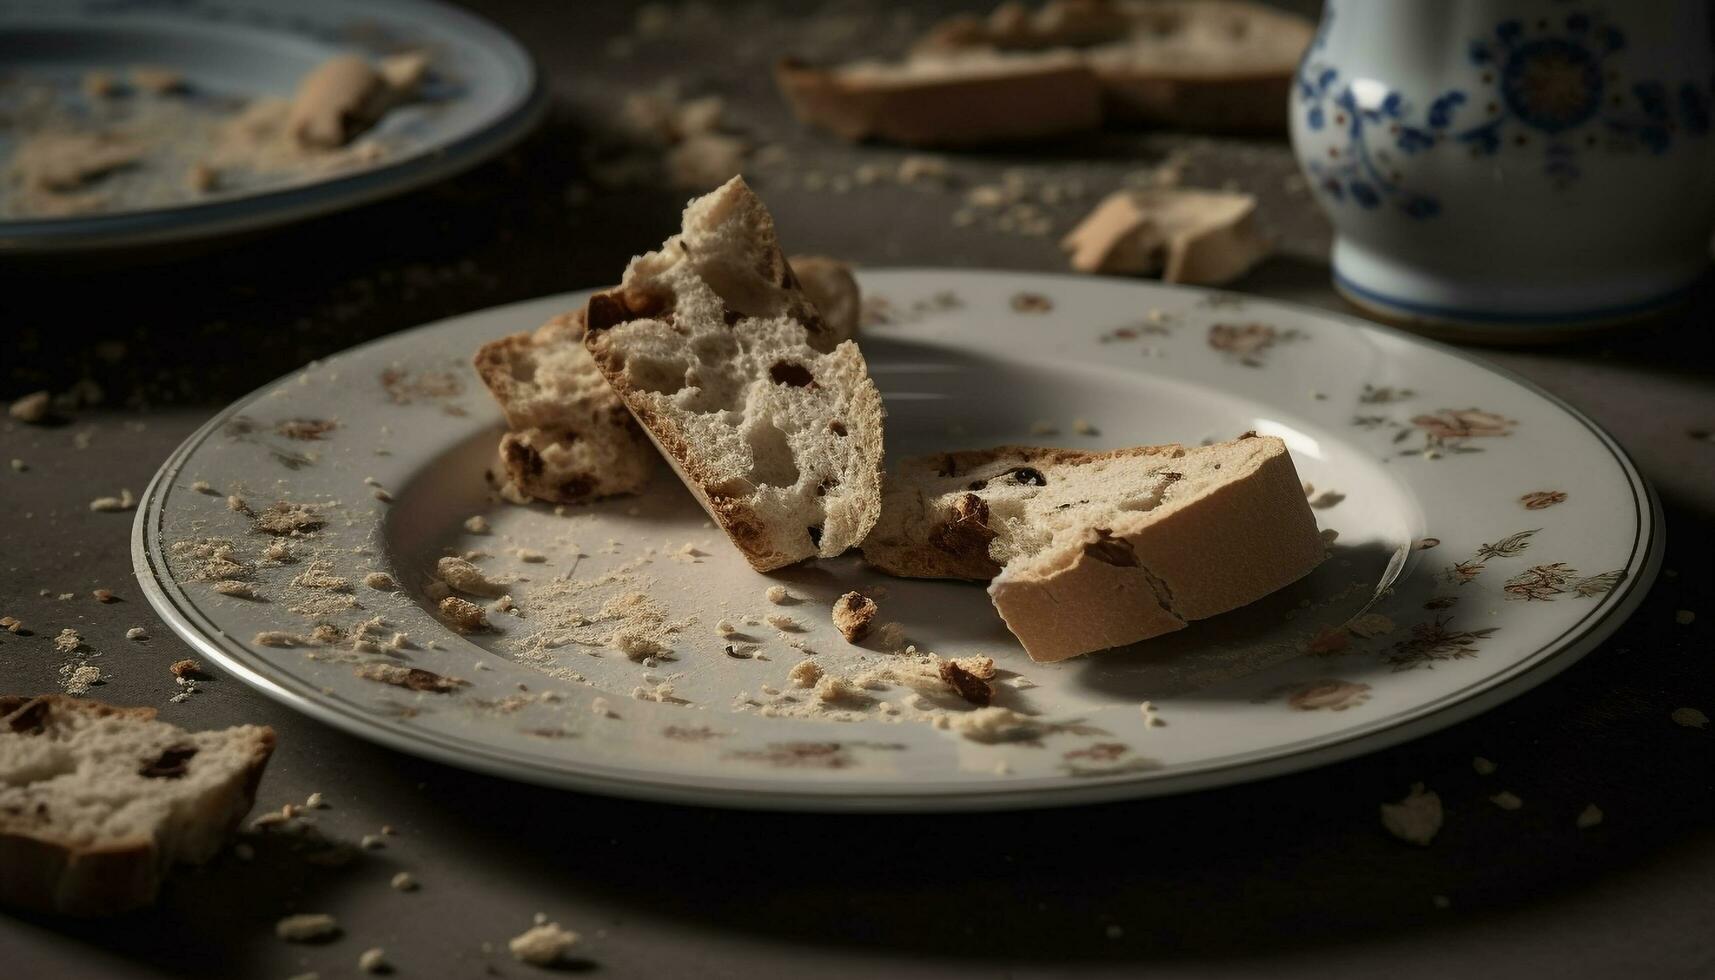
[1290,1,1715,339]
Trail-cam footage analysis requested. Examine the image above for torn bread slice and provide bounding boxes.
[583,176,885,572]
[775,51,1103,147]
[0,695,275,915]
[474,309,655,504]
[916,0,1314,135]
[862,435,1323,661]
[787,255,862,346]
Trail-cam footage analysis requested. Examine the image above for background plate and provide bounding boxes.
[0,0,543,251]
[133,270,1661,811]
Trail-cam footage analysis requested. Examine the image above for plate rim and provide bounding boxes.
[0,0,548,252]
[131,271,1664,811]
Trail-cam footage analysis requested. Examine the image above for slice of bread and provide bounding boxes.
[862,435,1323,661]
[583,176,885,572]
[0,695,275,915]
[775,51,1104,147]
[778,0,1312,145]
[474,309,655,504]
[787,255,862,347]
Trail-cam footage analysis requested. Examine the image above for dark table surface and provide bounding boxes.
[5,2,1714,977]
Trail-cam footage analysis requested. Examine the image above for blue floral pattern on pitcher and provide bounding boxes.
[1296,8,1715,218]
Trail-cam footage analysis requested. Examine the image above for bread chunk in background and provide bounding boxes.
[0,695,275,915]
[583,176,885,572]
[863,435,1324,662]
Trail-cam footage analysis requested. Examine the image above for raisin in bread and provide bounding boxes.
[583,176,885,572]
[474,308,656,504]
[863,435,1322,661]
[0,695,275,915]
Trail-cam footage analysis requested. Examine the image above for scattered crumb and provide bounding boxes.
[831,591,877,643]
[226,494,249,513]
[1489,791,1523,811]
[213,580,257,598]
[363,571,396,590]
[390,871,419,891]
[1380,783,1442,845]
[8,458,23,472]
[1,616,21,634]
[92,588,117,603]
[89,489,136,512]
[1345,613,1395,638]
[360,834,385,849]
[1676,609,1696,625]
[276,913,340,943]
[938,660,992,706]
[306,792,326,809]
[1671,707,1709,728]
[358,948,388,974]
[1138,700,1165,727]
[464,515,490,534]
[813,674,864,703]
[715,619,738,636]
[509,922,579,966]
[125,627,147,640]
[1072,418,1099,436]
[8,391,50,423]
[765,613,803,633]
[950,706,1043,744]
[53,628,81,653]
[516,548,546,563]
[169,658,200,678]
[191,480,216,494]
[436,556,507,597]
[765,585,792,604]
[1472,756,1498,776]
[61,664,102,696]
[372,488,393,503]
[591,696,613,718]
[1576,804,1604,829]
[439,596,490,632]
[788,659,823,688]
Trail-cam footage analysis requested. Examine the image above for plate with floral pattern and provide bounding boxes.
[132,270,1661,811]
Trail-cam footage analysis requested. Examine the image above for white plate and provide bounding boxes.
[132,271,1661,812]
[0,0,543,251]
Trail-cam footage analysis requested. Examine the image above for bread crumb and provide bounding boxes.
[358,948,388,974]
[509,922,579,966]
[53,628,81,653]
[8,390,49,423]
[89,489,136,512]
[715,619,739,636]
[305,791,326,808]
[438,596,490,632]
[276,913,340,943]
[609,625,667,661]
[92,588,117,603]
[1671,707,1709,728]
[1576,803,1604,829]
[1072,418,1099,435]
[169,658,200,678]
[1472,756,1498,775]
[950,706,1042,743]
[1676,609,1696,625]
[213,580,257,598]
[765,613,803,632]
[8,458,23,472]
[1490,791,1523,811]
[765,585,792,604]
[1380,783,1442,845]
[191,480,216,494]
[516,548,546,563]
[226,494,249,514]
[125,626,147,640]
[1345,613,1395,638]
[1,616,23,633]
[363,571,395,590]
[436,556,507,596]
[61,664,102,696]
[591,696,613,718]
[464,515,490,534]
[360,833,385,849]
[831,591,877,642]
[788,659,823,688]
[1139,701,1165,727]
[813,674,863,703]
[390,871,419,891]
[253,630,307,648]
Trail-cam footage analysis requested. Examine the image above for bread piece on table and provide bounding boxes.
[1061,188,1269,284]
[583,176,885,572]
[0,695,275,915]
[915,0,1315,136]
[863,435,1322,661]
[775,51,1103,147]
[786,255,861,346]
[474,309,655,504]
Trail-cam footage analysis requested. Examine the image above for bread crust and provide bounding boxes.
[988,437,1323,661]
[774,56,1104,147]
[0,695,276,915]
